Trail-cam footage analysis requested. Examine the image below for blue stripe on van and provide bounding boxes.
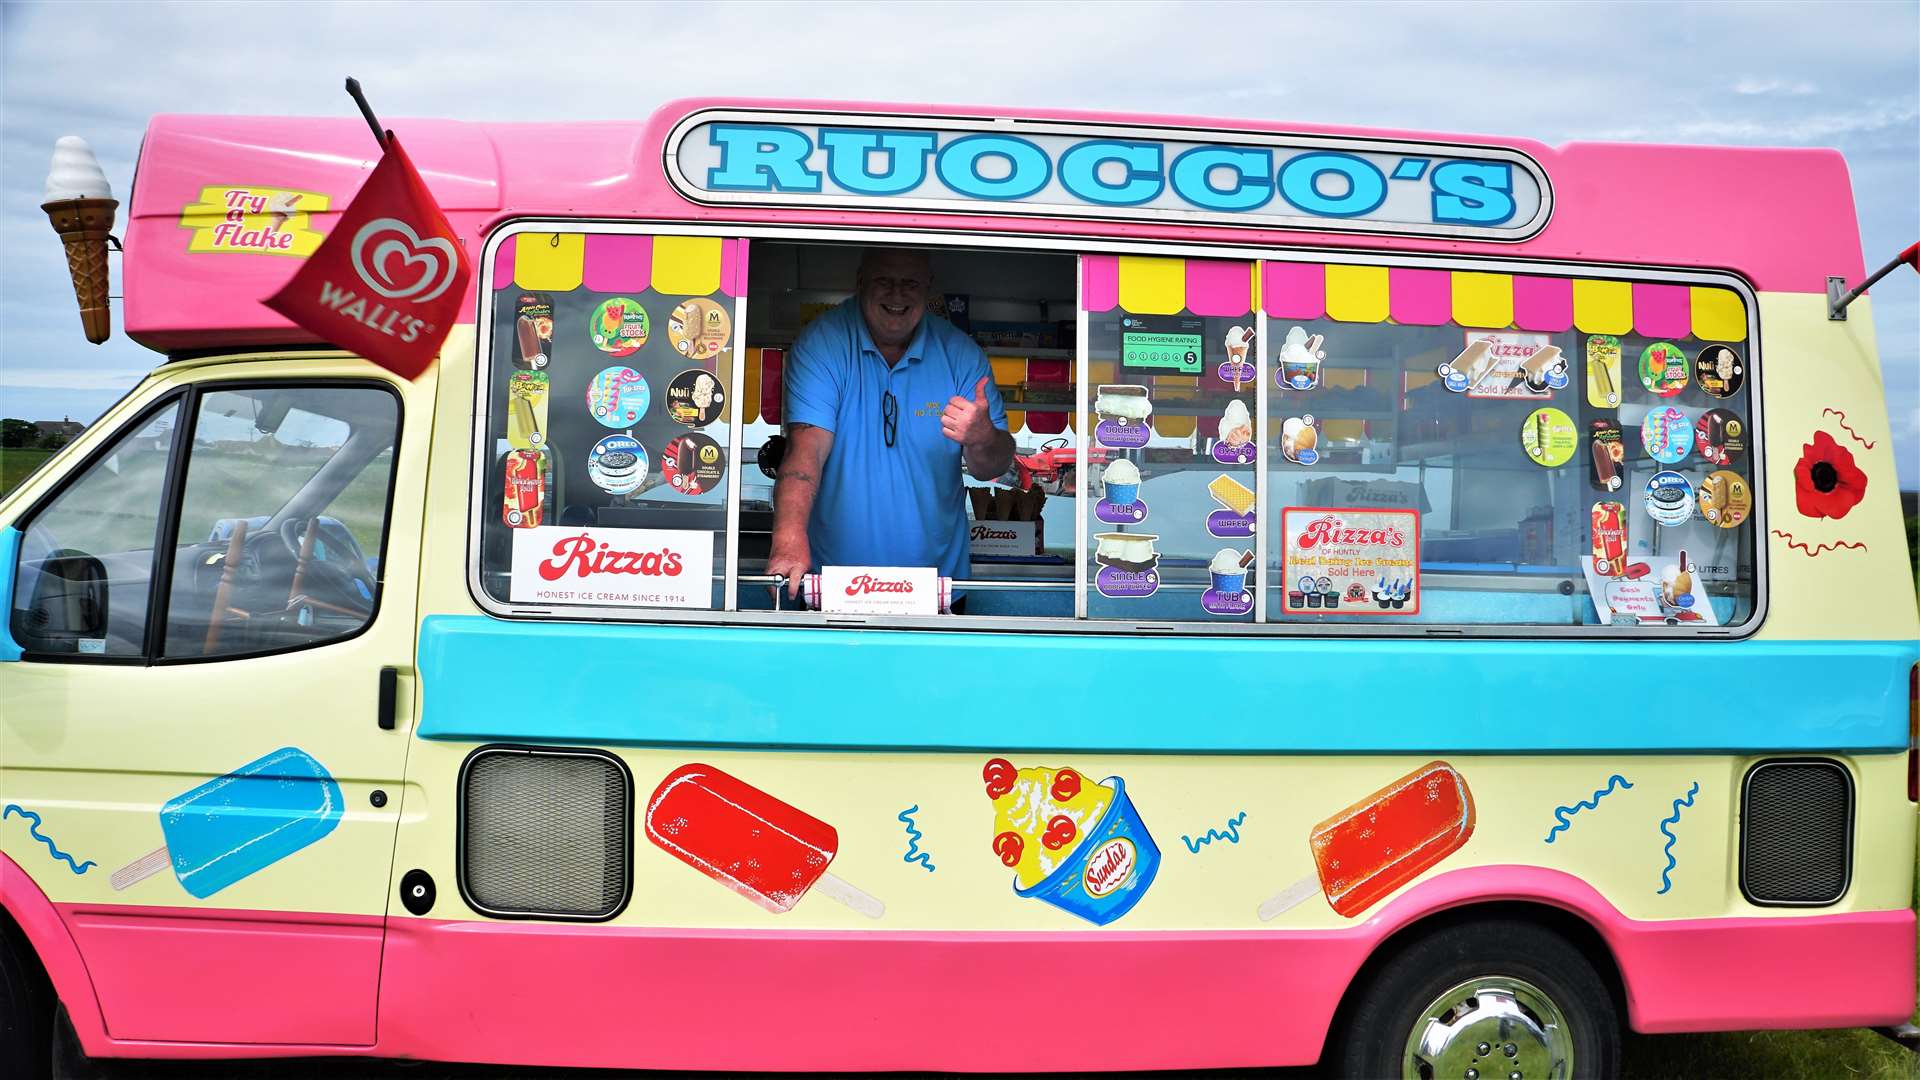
[0,529,22,662]
[414,614,1917,753]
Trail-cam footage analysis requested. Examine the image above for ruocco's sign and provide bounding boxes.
[665,110,1551,240]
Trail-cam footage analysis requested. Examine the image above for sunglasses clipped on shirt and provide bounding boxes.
[882,389,898,448]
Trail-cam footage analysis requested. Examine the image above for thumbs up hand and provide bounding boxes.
[941,375,996,449]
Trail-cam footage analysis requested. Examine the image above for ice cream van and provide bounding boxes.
[3,99,1917,1078]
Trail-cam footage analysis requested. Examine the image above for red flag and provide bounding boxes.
[266,134,470,378]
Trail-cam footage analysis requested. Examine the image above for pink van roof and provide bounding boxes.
[121,97,1865,351]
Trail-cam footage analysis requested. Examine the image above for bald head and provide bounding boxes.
[856,248,933,355]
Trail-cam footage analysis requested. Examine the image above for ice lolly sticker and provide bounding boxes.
[1094,459,1148,524]
[1259,761,1474,921]
[1093,532,1159,597]
[588,366,649,428]
[1211,400,1257,464]
[1694,408,1746,466]
[1521,407,1576,467]
[1586,335,1622,407]
[513,293,553,370]
[666,368,725,428]
[1639,341,1689,397]
[981,759,1160,926]
[1276,326,1324,390]
[588,433,648,495]
[506,371,548,450]
[111,747,344,899]
[668,297,732,360]
[1206,474,1256,538]
[1589,420,1625,492]
[661,432,725,496]
[1642,406,1693,464]
[1202,548,1254,615]
[503,448,545,528]
[1218,325,1254,388]
[1590,501,1628,576]
[1695,345,1744,399]
[646,763,883,918]
[1093,385,1152,449]
[1697,470,1752,528]
[589,297,649,356]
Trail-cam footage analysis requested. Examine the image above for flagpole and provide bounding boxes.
[343,77,390,150]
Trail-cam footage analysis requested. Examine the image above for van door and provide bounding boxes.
[1,366,426,1047]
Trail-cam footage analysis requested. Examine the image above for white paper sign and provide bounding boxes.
[968,520,1038,557]
[510,526,714,609]
[819,566,939,616]
[1581,555,1718,626]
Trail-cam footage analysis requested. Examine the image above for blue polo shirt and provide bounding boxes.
[784,299,1007,580]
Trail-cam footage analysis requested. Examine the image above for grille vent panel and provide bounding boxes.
[1741,759,1853,906]
[460,747,631,920]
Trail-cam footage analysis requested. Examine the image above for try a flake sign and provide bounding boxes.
[666,111,1551,239]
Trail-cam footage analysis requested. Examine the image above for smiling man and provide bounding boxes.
[768,248,1014,597]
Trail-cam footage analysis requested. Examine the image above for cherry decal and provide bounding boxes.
[983,758,1017,799]
[1042,815,1077,850]
[1050,768,1082,801]
[993,831,1024,867]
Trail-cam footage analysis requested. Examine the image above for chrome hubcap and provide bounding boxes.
[1400,975,1571,1080]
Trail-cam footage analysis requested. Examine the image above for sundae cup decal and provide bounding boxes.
[1694,345,1744,399]
[1093,531,1159,598]
[1201,548,1255,616]
[1206,475,1256,538]
[506,371,548,450]
[1589,420,1625,492]
[513,293,554,369]
[1644,470,1695,527]
[1093,385,1153,449]
[502,448,546,528]
[666,367,726,428]
[1641,406,1694,464]
[1696,469,1751,528]
[1258,761,1474,921]
[981,759,1160,925]
[1093,458,1148,524]
[647,763,883,918]
[1218,325,1255,388]
[1694,408,1746,467]
[1638,341,1690,397]
[1211,400,1258,464]
[1281,415,1319,466]
[1520,407,1576,467]
[1590,501,1628,576]
[668,297,733,360]
[1585,335,1622,407]
[587,433,649,496]
[588,365,650,428]
[1276,325,1324,390]
[589,297,650,357]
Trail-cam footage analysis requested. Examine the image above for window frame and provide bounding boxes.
[468,219,1766,640]
[11,377,406,666]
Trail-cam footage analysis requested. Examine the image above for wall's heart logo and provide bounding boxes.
[350,217,458,302]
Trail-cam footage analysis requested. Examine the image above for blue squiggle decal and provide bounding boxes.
[1543,774,1634,843]
[1655,782,1700,895]
[1181,811,1249,854]
[897,805,935,872]
[3,804,96,875]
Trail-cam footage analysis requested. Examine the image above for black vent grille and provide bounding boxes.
[460,747,631,920]
[1741,759,1853,906]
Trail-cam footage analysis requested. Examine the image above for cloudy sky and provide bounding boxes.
[3,1,1915,486]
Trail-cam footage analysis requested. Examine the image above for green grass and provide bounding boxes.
[0,446,55,498]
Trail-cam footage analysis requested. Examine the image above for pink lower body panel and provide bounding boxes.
[34,865,1916,1067]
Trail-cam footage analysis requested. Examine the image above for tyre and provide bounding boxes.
[1,924,54,1078]
[1331,917,1620,1080]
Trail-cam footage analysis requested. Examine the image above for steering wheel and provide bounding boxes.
[278,516,374,618]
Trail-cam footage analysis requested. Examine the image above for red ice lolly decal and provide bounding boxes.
[645,763,883,918]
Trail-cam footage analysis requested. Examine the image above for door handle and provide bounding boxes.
[378,666,399,731]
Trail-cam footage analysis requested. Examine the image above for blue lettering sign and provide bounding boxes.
[935,134,1051,201]
[1168,147,1273,212]
[1431,161,1517,225]
[1278,152,1386,218]
[1058,140,1164,206]
[818,128,935,196]
[705,123,821,193]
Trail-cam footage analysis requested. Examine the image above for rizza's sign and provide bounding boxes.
[665,110,1551,239]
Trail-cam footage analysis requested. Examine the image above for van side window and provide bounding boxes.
[161,386,399,659]
[11,402,183,657]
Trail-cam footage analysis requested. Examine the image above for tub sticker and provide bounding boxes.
[589,297,650,356]
[180,185,330,256]
[510,526,714,609]
[1280,507,1419,616]
[512,293,553,370]
[661,432,725,496]
[1521,407,1576,467]
[981,759,1160,926]
[1281,414,1319,465]
[587,433,649,496]
[1276,325,1324,390]
[1095,459,1147,523]
[1694,345,1744,399]
[1211,399,1257,464]
[506,371,548,450]
[1201,547,1254,616]
[1585,334,1622,407]
[1093,385,1153,448]
[1218,325,1255,389]
[1589,420,1625,492]
[666,368,726,428]
[1638,341,1690,397]
[1694,408,1746,466]
[1644,470,1695,527]
[588,365,650,427]
[1641,406,1693,464]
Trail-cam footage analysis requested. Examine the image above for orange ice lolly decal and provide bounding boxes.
[645,763,883,918]
[1258,761,1474,921]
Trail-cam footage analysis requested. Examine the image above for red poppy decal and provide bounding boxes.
[1793,430,1868,519]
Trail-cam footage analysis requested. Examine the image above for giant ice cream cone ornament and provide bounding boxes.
[43,136,117,344]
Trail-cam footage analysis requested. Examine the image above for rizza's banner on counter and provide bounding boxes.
[665,110,1551,240]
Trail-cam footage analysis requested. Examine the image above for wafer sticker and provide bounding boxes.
[588,366,649,428]
[1695,345,1744,399]
[1644,471,1694,527]
[1206,475,1256,537]
[1694,408,1745,466]
[1696,469,1751,528]
[589,297,650,356]
[1589,420,1625,492]
[1585,335,1622,407]
[667,368,726,428]
[661,432,726,496]
[1641,406,1693,464]
[1521,407,1577,467]
[1638,341,1689,397]
[668,297,732,360]
[587,434,649,496]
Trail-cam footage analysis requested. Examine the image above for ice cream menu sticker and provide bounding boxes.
[510,526,714,609]
[1280,508,1419,616]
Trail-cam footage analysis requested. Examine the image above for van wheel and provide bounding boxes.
[1,925,54,1078]
[1331,917,1620,1080]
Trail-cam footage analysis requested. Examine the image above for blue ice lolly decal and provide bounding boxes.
[110,747,344,898]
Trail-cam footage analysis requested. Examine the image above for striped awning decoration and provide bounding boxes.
[489,233,747,298]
